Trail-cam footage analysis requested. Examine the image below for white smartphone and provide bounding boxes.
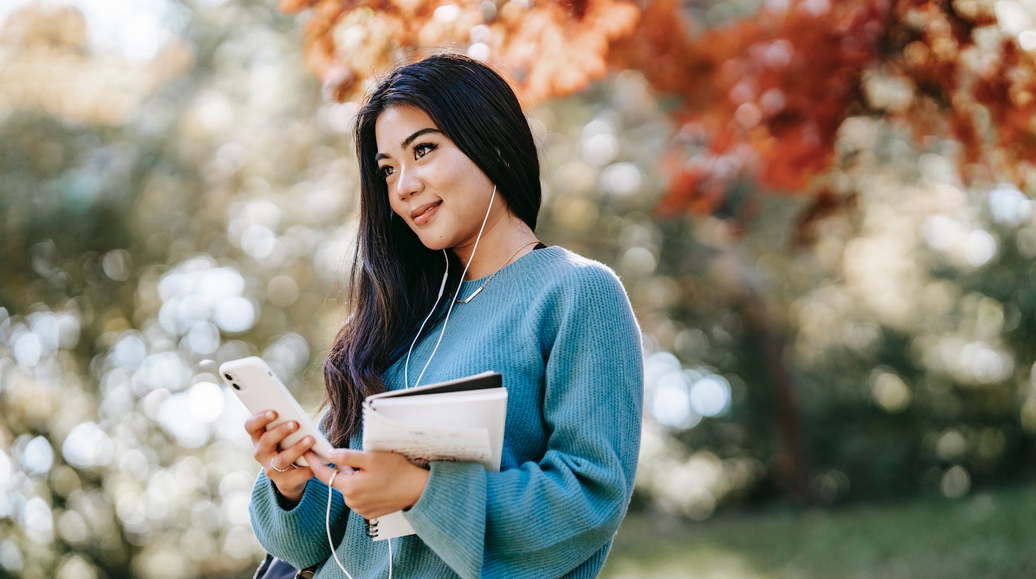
[220,356,333,468]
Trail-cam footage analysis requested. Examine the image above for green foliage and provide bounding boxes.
[1,1,1036,577]
[602,484,1036,579]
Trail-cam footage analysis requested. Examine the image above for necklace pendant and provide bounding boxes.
[456,286,483,303]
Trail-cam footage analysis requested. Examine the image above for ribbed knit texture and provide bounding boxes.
[249,245,644,578]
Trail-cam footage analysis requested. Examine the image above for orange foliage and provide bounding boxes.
[864,0,1036,188]
[619,0,1036,215]
[279,0,1036,219]
[281,0,639,105]
[614,0,887,214]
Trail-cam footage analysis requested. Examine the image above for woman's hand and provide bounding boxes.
[304,449,430,520]
[245,411,316,508]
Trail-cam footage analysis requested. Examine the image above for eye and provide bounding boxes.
[414,142,437,159]
[378,165,395,179]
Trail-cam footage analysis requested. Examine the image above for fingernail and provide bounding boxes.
[266,411,275,419]
[290,422,298,430]
[304,436,313,444]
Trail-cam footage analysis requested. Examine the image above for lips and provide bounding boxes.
[411,200,442,225]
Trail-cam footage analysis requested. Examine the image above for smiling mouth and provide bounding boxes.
[413,201,442,225]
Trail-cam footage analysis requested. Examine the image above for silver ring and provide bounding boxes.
[270,459,290,473]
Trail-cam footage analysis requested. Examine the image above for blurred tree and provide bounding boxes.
[2,1,1036,578]
[281,0,1036,502]
[289,0,1036,213]
[0,2,351,577]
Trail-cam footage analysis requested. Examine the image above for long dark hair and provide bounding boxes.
[322,53,542,446]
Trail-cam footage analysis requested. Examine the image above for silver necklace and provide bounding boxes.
[455,240,540,303]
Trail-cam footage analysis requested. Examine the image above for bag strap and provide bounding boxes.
[253,552,321,579]
[253,553,277,579]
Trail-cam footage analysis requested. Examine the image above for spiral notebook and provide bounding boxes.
[361,371,507,540]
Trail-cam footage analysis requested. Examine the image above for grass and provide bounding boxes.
[600,484,1036,579]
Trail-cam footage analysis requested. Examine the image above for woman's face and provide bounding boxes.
[375,105,504,251]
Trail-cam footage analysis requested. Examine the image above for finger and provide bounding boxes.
[266,450,315,480]
[268,453,294,473]
[253,421,298,465]
[276,435,315,468]
[265,462,314,500]
[305,451,355,477]
[257,420,299,457]
[244,411,277,440]
[328,448,371,469]
[266,445,313,475]
[305,452,337,483]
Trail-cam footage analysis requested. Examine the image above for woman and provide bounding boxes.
[244,53,643,579]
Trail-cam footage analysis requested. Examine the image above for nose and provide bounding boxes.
[394,164,423,201]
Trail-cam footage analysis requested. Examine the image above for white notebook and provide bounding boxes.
[360,371,507,540]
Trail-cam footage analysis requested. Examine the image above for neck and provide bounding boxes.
[452,212,538,280]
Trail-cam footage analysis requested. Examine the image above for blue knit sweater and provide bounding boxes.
[249,245,644,578]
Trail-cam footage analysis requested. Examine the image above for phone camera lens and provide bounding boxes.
[231,383,241,390]
[224,373,233,380]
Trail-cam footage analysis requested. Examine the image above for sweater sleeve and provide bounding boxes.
[248,421,350,569]
[403,265,644,579]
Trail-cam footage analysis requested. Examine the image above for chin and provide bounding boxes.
[414,232,452,252]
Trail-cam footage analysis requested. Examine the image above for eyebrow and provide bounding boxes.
[374,128,443,162]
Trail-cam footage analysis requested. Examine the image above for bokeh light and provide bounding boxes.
[3,0,1036,577]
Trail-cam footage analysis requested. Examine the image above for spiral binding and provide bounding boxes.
[365,517,379,538]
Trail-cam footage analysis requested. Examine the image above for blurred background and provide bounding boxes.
[2,0,1036,577]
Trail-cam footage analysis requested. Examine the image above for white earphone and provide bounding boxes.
[326,184,498,578]
[404,184,496,389]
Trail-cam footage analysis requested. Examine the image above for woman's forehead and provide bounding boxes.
[375,106,438,142]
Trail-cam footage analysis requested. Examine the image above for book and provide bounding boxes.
[361,371,507,540]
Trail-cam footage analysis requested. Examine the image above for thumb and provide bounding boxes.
[328,448,366,470]
[304,452,355,483]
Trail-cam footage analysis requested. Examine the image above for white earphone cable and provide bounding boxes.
[406,185,496,389]
[326,469,393,579]
[327,186,498,577]
[404,249,449,390]
[327,470,354,579]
